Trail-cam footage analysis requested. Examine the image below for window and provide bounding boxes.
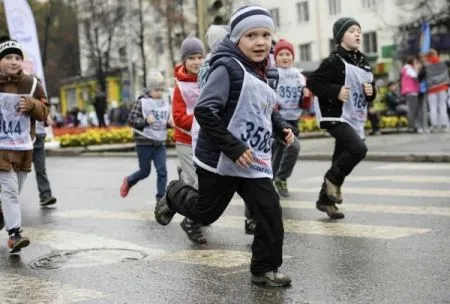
[363,31,378,54]
[118,46,127,63]
[328,0,341,15]
[296,1,309,23]
[269,8,280,28]
[362,0,376,8]
[329,38,336,53]
[299,43,312,61]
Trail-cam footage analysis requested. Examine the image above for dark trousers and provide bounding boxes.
[367,111,380,132]
[272,136,300,181]
[95,107,106,127]
[32,134,53,200]
[325,123,367,186]
[128,145,167,200]
[167,167,284,275]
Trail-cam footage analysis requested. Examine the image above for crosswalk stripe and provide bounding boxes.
[54,210,431,240]
[289,187,450,198]
[297,175,450,184]
[212,216,430,240]
[228,199,450,217]
[374,164,450,170]
[0,272,105,303]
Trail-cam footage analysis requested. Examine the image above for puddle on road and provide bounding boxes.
[29,248,148,270]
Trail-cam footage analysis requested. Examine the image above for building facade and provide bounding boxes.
[232,0,449,75]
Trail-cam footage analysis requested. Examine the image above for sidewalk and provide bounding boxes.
[46,131,450,163]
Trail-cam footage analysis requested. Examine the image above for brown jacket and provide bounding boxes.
[0,71,49,172]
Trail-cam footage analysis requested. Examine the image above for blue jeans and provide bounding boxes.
[128,145,167,200]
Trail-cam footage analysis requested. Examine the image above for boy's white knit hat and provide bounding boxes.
[229,5,274,43]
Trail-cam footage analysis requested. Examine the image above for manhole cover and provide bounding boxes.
[29,248,148,269]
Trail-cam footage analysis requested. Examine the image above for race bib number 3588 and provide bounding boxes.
[240,122,272,153]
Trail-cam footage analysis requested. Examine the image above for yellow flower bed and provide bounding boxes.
[57,116,408,148]
[57,127,175,148]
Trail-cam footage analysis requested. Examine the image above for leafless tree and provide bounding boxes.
[77,0,126,91]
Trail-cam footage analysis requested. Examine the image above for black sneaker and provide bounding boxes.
[245,219,256,235]
[180,218,207,244]
[274,179,290,197]
[8,229,30,254]
[251,271,291,287]
[0,208,4,231]
[324,178,343,204]
[316,200,345,219]
[154,181,178,225]
[40,196,57,207]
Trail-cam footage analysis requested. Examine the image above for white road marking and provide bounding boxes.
[0,272,105,303]
[54,210,431,240]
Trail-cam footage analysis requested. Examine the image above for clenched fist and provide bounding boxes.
[363,83,373,96]
[146,114,156,124]
[338,86,350,103]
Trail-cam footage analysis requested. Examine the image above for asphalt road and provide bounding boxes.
[0,157,449,304]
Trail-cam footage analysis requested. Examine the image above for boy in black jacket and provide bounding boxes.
[307,17,376,219]
[155,5,294,287]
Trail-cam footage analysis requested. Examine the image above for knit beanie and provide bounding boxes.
[146,72,165,91]
[0,36,23,60]
[180,36,205,63]
[274,39,295,59]
[206,25,228,52]
[229,5,274,43]
[333,17,360,43]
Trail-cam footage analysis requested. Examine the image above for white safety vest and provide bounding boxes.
[216,58,277,179]
[0,77,37,150]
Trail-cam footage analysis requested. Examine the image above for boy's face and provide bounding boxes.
[276,49,294,68]
[0,54,22,76]
[389,84,397,91]
[341,25,361,51]
[185,54,204,75]
[238,28,272,63]
[150,88,164,99]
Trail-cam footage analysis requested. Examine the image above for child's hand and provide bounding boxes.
[363,83,373,96]
[146,114,156,124]
[303,87,311,98]
[338,86,350,102]
[283,128,295,146]
[18,97,34,113]
[235,149,253,168]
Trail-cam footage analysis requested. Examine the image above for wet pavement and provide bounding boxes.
[0,157,449,303]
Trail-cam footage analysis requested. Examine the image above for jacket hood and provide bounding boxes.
[209,37,268,79]
[174,64,198,82]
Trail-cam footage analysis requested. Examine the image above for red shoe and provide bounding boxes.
[8,230,30,254]
[120,177,131,198]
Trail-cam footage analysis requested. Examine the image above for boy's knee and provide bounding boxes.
[351,140,367,158]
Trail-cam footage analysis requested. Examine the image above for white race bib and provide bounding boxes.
[0,93,32,150]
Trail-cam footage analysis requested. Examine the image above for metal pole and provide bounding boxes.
[197,0,206,45]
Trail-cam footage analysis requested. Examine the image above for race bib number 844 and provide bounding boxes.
[0,93,32,151]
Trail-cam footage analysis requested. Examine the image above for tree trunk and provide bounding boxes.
[42,0,54,68]
[138,0,147,88]
[166,0,176,68]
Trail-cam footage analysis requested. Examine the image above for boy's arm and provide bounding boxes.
[128,100,147,129]
[194,66,248,162]
[172,84,193,131]
[365,80,377,102]
[306,56,341,102]
[272,110,295,140]
[26,81,49,122]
